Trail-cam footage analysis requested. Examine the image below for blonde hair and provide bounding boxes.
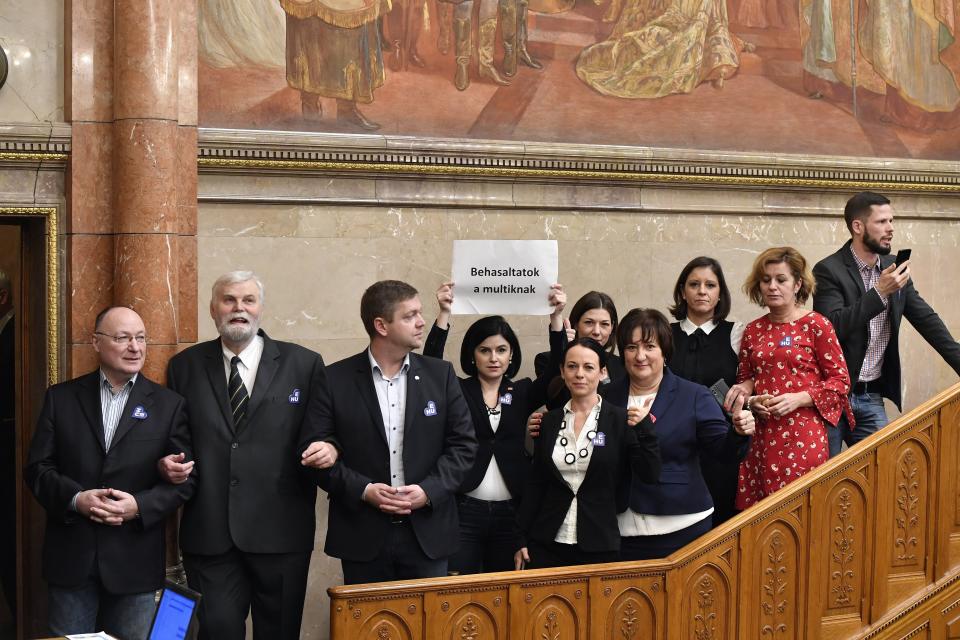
[743,247,816,307]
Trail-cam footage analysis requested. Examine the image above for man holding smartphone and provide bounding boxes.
[813,191,960,456]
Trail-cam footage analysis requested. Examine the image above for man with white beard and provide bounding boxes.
[160,271,337,640]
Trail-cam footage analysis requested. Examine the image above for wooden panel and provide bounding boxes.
[426,586,509,640]
[875,424,938,618]
[330,595,423,639]
[742,498,807,640]
[593,572,665,640]
[510,578,589,639]
[672,536,738,640]
[938,398,960,577]
[808,457,875,640]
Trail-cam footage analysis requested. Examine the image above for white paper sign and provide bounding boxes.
[451,240,558,315]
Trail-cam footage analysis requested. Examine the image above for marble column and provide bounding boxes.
[67,0,197,380]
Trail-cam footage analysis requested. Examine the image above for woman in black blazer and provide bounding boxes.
[423,282,567,574]
[515,338,660,570]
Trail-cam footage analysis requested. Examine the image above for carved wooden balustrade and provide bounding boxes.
[329,383,960,639]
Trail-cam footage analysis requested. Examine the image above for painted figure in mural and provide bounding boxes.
[800,0,960,129]
[576,0,747,99]
[385,0,427,71]
[730,0,793,28]
[199,0,287,68]
[280,0,386,130]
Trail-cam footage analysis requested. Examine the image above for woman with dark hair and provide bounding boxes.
[514,338,661,569]
[535,290,624,409]
[422,282,567,574]
[607,308,754,560]
[668,256,745,526]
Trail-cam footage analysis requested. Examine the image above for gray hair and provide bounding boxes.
[210,271,265,304]
[0,269,9,293]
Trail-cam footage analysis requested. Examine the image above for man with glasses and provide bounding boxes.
[24,306,195,639]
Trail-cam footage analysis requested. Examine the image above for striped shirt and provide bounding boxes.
[851,247,891,382]
[100,371,137,451]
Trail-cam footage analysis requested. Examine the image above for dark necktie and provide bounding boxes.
[228,356,249,428]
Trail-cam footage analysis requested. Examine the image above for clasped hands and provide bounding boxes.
[724,381,811,420]
[76,488,138,525]
[363,483,429,514]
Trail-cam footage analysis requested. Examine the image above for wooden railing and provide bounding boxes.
[329,383,960,639]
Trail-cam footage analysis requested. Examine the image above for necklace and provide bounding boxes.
[485,402,501,416]
[559,403,601,465]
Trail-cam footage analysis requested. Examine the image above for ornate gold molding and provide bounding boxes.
[0,207,60,385]
[0,152,69,163]
[197,157,960,192]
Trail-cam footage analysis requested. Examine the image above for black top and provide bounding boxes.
[423,324,565,499]
[669,320,739,389]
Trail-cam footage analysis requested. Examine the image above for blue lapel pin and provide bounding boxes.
[499,392,513,405]
[423,400,437,417]
[131,405,148,420]
[592,432,606,447]
[288,388,301,404]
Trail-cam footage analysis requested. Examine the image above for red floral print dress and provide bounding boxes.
[735,311,852,509]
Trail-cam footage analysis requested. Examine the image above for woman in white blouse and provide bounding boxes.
[514,338,660,569]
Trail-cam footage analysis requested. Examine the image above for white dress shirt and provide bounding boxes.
[369,349,410,487]
[553,398,602,545]
[221,334,264,398]
[679,317,745,354]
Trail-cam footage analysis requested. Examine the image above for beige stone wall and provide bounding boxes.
[198,173,960,639]
[0,0,65,123]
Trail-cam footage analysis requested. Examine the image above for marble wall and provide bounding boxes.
[0,0,65,124]
[198,172,960,639]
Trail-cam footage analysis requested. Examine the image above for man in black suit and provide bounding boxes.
[161,271,335,640]
[315,279,476,584]
[813,191,960,456]
[0,271,16,627]
[24,306,195,639]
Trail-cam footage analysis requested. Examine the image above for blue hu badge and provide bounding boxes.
[779,336,793,347]
[499,392,513,406]
[592,432,606,447]
[423,401,438,417]
[131,405,148,420]
[288,389,301,404]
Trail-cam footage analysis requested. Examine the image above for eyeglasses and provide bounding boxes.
[95,332,146,345]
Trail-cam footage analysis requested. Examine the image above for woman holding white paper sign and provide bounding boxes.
[535,291,625,410]
[422,281,566,574]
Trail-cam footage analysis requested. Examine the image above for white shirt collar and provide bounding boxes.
[562,395,603,415]
[679,317,718,335]
[222,334,264,367]
[99,369,138,389]
[368,348,411,378]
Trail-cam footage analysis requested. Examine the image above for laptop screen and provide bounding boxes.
[148,585,199,640]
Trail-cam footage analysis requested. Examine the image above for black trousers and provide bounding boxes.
[526,539,619,570]
[340,518,447,585]
[183,547,311,640]
[619,515,712,561]
[448,496,517,575]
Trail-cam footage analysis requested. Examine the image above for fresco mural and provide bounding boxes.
[198,0,960,160]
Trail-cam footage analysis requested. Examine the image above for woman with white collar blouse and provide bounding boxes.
[668,256,745,526]
[514,338,661,570]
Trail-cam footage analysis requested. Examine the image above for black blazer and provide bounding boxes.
[24,372,194,593]
[423,324,564,498]
[603,368,748,516]
[813,241,960,410]
[166,331,328,555]
[516,402,660,553]
[315,351,477,562]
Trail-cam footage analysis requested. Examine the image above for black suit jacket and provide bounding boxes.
[813,241,960,410]
[516,402,660,553]
[24,372,194,593]
[315,350,476,562]
[423,324,565,497]
[167,331,328,555]
[603,368,748,515]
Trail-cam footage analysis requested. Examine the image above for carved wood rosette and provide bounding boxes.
[330,597,422,639]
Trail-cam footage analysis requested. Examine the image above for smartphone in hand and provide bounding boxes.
[895,248,912,267]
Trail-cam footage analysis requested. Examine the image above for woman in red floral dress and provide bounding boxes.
[730,247,852,509]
